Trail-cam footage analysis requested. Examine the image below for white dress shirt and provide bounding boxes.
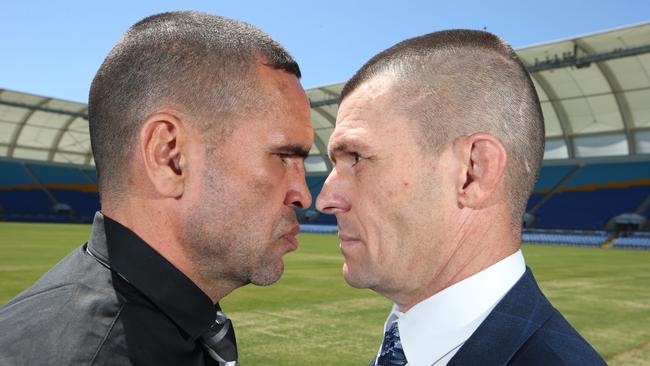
[376,250,526,366]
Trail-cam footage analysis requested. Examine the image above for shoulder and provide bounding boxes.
[0,245,127,365]
[500,271,606,365]
[448,268,606,366]
[508,309,606,365]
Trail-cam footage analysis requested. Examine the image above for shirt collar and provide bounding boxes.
[384,250,526,366]
[86,212,217,340]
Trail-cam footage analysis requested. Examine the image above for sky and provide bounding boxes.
[1,0,649,104]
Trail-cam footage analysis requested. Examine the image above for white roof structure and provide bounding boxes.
[1,22,649,173]
[0,90,91,165]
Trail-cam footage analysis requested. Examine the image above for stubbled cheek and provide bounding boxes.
[248,174,276,196]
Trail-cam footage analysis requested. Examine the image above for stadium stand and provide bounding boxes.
[82,168,97,183]
[522,229,609,247]
[532,161,650,230]
[300,224,338,234]
[0,159,98,223]
[0,160,52,216]
[527,164,577,210]
[613,232,650,249]
[26,162,99,220]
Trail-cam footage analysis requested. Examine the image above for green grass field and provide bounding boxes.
[1,222,649,365]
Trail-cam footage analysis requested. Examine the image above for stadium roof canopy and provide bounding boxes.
[0,91,91,165]
[1,21,649,173]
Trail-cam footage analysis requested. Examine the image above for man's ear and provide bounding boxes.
[454,133,507,209]
[139,111,186,198]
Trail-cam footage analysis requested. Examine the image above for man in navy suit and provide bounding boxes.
[316,30,606,365]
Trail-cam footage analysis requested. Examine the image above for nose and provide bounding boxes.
[316,168,350,215]
[284,162,312,209]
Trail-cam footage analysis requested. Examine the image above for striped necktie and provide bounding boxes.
[200,305,238,366]
[376,321,408,366]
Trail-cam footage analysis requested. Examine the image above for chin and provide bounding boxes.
[342,263,372,289]
[250,260,284,286]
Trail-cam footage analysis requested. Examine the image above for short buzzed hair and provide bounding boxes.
[89,11,300,201]
[341,30,545,224]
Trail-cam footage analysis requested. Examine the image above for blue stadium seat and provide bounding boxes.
[26,163,94,184]
[526,165,575,211]
[0,160,37,186]
[526,193,545,210]
[300,224,338,234]
[533,165,577,192]
[613,236,650,249]
[0,189,52,214]
[0,160,53,214]
[532,161,650,230]
[563,161,650,187]
[26,163,99,219]
[535,186,650,230]
[83,168,98,183]
[522,230,608,247]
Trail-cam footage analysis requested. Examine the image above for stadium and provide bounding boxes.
[1,21,649,365]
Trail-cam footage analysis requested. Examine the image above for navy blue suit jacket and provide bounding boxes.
[446,267,606,365]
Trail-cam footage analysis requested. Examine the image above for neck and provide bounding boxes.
[393,207,520,312]
[102,199,236,303]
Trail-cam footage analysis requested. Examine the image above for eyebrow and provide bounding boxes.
[275,144,310,158]
[328,142,348,158]
[328,140,371,159]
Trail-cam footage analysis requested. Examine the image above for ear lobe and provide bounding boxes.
[140,112,186,198]
[456,133,507,209]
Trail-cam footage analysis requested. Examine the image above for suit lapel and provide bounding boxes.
[447,268,555,366]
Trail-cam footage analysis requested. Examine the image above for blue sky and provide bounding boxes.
[1,0,649,103]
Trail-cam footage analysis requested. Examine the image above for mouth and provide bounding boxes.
[282,224,300,252]
[338,233,361,250]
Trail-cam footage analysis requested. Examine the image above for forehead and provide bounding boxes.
[257,64,308,111]
[255,64,313,141]
[330,78,414,151]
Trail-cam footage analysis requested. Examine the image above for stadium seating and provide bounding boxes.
[26,163,99,220]
[526,193,545,211]
[300,224,338,234]
[522,229,609,247]
[526,165,576,211]
[535,186,650,229]
[613,236,650,249]
[0,160,99,222]
[613,231,650,249]
[532,161,650,230]
[82,168,97,183]
[0,160,52,215]
[534,165,578,192]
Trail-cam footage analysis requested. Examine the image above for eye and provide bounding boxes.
[351,152,364,167]
[277,153,289,164]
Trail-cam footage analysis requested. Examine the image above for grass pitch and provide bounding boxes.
[1,222,649,365]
